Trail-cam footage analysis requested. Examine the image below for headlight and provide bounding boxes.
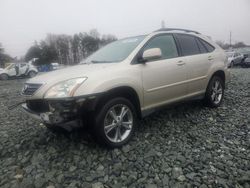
[44,77,87,98]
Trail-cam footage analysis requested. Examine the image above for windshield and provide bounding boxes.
[81,35,145,64]
[226,53,234,58]
[5,64,15,70]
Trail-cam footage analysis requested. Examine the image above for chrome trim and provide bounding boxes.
[21,83,44,96]
[147,76,207,93]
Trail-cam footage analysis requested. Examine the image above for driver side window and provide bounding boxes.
[143,35,178,61]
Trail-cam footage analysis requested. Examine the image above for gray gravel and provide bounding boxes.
[0,68,250,188]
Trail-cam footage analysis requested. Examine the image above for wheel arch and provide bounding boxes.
[28,70,37,74]
[209,70,225,88]
[0,73,9,80]
[94,86,142,119]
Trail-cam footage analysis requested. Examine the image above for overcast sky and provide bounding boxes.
[0,0,249,57]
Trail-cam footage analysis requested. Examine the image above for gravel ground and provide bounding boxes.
[0,68,249,188]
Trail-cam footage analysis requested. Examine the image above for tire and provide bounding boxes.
[204,76,224,108]
[230,61,234,68]
[0,73,9,80]
[92,97,137,148]
[28,71,37,78]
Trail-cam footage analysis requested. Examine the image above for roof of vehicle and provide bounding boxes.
[154,28,201,35]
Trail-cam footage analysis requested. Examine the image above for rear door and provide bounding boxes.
[175,34,214,95]
[140,34,188,109]
[19,63,28,75]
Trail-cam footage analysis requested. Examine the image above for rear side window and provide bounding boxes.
[176,34,200,56]
[199,39,215,52]
[143,34,178,60]
[195,38,208,53]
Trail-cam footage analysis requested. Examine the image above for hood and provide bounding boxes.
[27,63,114,84]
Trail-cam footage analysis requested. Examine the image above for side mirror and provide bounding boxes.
[140,48,162,63]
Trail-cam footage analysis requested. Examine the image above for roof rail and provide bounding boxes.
[155,28,200,34]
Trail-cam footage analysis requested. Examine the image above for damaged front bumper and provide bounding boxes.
[21,94,101,128]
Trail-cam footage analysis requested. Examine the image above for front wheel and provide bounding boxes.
[28,71,37,78]
[204,76,224,108]
[0,73,9,80]
[92,97,137,148]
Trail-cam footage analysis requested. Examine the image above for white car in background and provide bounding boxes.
[51,62,60,70]
[0,62,38,80]
[226,51,244,68]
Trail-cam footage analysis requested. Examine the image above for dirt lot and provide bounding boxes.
[0,68,249,188]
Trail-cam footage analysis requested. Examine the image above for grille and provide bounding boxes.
[22,83,43,96]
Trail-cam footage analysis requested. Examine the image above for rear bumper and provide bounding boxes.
[242,61,250,67]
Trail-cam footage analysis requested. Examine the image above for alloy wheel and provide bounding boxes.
[29,71,36,78]
[104,104,133,143]
[211,80,223,104]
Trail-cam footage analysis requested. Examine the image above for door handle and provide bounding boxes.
[208,56,213,61]
[177,60,185,66]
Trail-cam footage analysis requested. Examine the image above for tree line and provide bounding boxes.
[25,29,117,65]
[215,41,249,50]
[0,43,13,68]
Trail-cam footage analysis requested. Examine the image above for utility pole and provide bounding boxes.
[229,31,232,48]
[161,20,165,29]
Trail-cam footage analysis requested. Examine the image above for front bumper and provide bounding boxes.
[22,103,41,121]
[21,94,102,128]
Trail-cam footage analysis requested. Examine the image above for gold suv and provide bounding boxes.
[21,28,230,148]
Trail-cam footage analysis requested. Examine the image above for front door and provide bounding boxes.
[140,34,187,109]
[19,63,28,75]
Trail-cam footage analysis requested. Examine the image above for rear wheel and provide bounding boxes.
[92,97,137,148]
[28,71,37,78]
[204,76,224,108]
[0,73,8,80]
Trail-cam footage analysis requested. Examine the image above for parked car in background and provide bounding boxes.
[0,62,38,80]
[37,63,62,72]
[242,57,250,68]
[236,48,250,60]
[51,62,60,70]
[21,28,229,148]
[226,51,244,68]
